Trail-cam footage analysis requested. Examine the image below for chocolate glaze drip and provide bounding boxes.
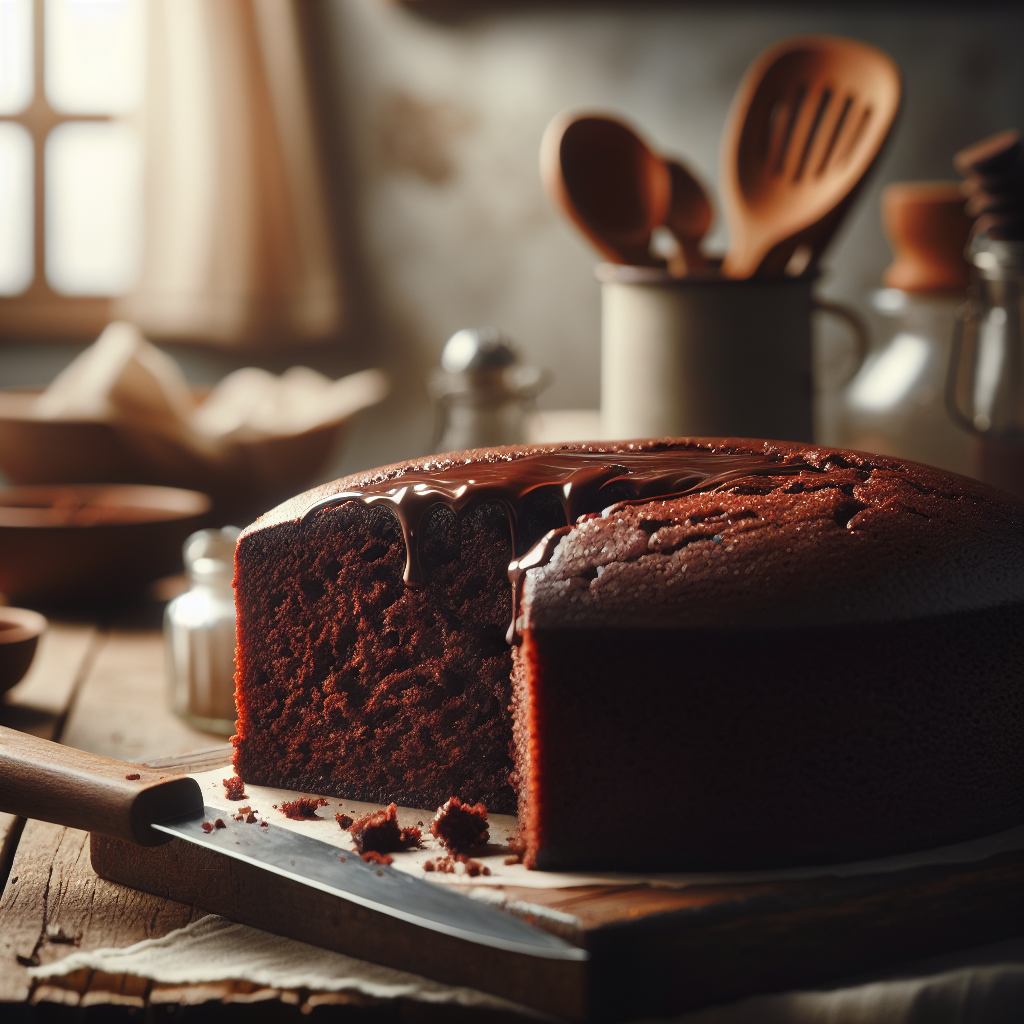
[302,449,813,629]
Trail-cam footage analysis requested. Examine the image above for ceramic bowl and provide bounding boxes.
[0,484,211,605]
[0,390,348,524]
[0,607,47,695]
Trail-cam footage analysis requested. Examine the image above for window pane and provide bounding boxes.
[45,0,144,115]
[46,121,141,295]
[0,121,33,295]
[0,0,33,115]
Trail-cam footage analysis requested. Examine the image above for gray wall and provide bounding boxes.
[324,0,1024,471]
[3,1,1022,484]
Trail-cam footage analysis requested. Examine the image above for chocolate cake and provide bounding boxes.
[232,439,1023,869]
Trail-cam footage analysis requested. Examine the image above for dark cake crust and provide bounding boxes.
[511,448,1023,869]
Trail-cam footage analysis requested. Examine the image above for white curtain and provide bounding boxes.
[116,0,342,346]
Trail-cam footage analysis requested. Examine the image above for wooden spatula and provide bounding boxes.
[663,158,713,275]
[720,35,901,279]
[541,112,671,266]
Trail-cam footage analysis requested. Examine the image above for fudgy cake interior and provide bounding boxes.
[234,495,565,813]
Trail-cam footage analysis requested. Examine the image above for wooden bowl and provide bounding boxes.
[0,485,211,605]
[0,607,47,695]
[0,390,349,525]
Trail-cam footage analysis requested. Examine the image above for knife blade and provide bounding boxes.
[0,726,586,961]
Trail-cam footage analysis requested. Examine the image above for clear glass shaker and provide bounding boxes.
[429,327,551,452]
[947,239,1024,496]
[165,526,241,735]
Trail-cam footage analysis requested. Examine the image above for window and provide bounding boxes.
[0,0,144,338]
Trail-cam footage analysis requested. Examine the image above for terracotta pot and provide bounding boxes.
[0,607,47,695]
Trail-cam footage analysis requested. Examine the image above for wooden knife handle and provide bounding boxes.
[0,725,204,847]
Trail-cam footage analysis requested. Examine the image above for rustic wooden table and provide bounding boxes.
[0,607,525,1021]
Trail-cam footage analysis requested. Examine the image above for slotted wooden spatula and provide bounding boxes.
[720,35,901,279]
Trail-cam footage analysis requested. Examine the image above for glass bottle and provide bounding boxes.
[839,182,974,475]
[842,287,973,475]
[165,525,241,735]
[947,240,1024,497]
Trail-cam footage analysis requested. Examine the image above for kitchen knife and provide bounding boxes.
[0,725,586,961]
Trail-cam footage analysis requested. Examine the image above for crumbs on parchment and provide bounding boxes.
[279,797,329,820]
[349,804,421,854]
[423,853,490,877]
[223,777,246,801]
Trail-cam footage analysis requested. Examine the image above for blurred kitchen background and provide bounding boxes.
[1,0,1022,500]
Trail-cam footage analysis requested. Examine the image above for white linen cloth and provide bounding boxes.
[30,918,1022,1022]
[35,321,388,453]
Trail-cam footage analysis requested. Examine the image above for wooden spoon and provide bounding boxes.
[720,35,901,279]
[663,158,713,275]
[541,112,671,266]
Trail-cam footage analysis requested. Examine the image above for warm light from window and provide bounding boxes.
[0,121,34,294]
[46,120,141,294]
[0,0,145,301]
[45,0,144,115]
[0,0,33,116]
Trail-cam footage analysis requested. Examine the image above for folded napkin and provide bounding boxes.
[35,321,388,454]
[29,916,1022,1022]
[35,321,199,445]
[29,915,530,1014]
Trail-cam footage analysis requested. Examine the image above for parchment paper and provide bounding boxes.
[190,768,1024,892]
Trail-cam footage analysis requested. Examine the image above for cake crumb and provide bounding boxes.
[504,832,526,864]
[200,819,226,833]
[336,812,354,830]
[350,803,421,854]
[125,773,140,781]
[223,777,246,801]
[279,797,328,820]
[361,850,394,866]
[429,798,489,853]
[423,853,490,876]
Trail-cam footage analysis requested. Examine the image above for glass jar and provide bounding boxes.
[165,526,241,735]
[947,240,1024,496]
[840,287,973,476]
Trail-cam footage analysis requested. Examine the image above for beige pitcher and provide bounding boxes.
[598,265,866,443]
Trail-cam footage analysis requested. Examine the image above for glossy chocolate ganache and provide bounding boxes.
[300,447,813,631]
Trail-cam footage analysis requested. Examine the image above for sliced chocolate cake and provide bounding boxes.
[232,439,1023,867]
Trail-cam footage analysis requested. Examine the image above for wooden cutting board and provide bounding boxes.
[88,759,1024,1022]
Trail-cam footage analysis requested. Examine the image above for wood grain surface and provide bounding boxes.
[90,829,1024,1022]
[0,621,219,1008]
